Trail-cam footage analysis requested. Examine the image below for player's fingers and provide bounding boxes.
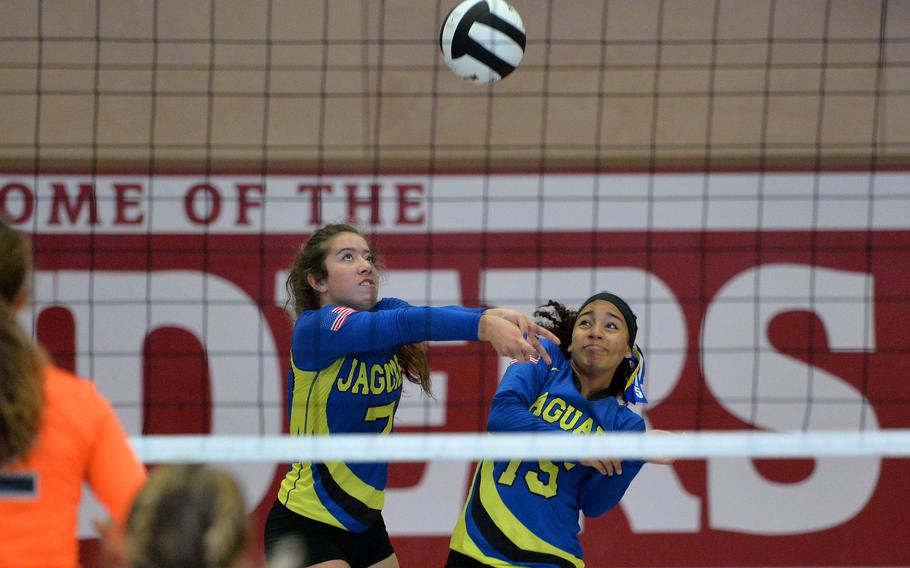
[515,315,530,338]
[582,459,606,475]
[518,338,536,362]
[505,336,530,362]
[529,335,552,364]
[612,458,623,476]
[512,311,530,329]
[531,323,561,345]
[503,341,521,360]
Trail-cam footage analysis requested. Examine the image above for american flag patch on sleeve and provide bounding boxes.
[329,306,356,331]
[508,355,539,366]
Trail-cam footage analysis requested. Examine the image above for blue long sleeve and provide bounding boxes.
[578,408,646,517]
[578,458,644,517]
[292,298,484,370]
[487,340,565,433]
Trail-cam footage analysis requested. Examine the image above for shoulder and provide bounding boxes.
[374,297,411,310]
[542,339,567,364]
[615,404,646,432]
[529,338,566,368]
[44,367,115,427]
[295,305,341,321]
[294,304,355,331]
[41,366,116,451]
[45,366,107,409]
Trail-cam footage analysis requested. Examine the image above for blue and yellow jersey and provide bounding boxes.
[450,340,645,567]
[278,297,483,532]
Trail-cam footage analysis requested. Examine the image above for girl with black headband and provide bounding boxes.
[447,292,669,568]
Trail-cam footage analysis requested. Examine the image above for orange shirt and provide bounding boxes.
[0,366,147,568]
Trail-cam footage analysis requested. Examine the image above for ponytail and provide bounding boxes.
[396,342,431,397]
[0,218,45,466]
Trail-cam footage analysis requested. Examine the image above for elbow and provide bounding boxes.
[487,414,505,432]
[486,396,510,432]
[486,407,514,433]
[582,503,614,518]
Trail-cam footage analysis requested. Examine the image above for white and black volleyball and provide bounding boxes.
[440,0,526,83]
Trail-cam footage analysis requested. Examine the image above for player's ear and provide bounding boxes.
[307,273,327,294]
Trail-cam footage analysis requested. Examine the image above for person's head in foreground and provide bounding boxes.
[126,464,249,568]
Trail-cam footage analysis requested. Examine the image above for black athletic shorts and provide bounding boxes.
[264,500,395,568]
[445,549,492,567]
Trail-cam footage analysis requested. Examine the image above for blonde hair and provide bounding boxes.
[0,217,44,467]
[127,464,248,568]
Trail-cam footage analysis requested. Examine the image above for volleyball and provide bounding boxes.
[439,0,526,83]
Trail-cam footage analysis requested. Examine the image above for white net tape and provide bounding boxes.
[131,430,910,463]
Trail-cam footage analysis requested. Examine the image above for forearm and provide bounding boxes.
[294,305,482,367]
[580,459,645,517]
[487,397,565,433]
[402,306,481,342]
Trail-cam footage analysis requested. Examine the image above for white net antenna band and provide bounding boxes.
[131,430,910,463]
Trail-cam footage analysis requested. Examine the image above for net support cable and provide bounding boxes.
[131,430,910,463]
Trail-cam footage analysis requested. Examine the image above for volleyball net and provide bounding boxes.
[132,430,910,463]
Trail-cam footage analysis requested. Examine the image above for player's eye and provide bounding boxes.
[340,252,353,261]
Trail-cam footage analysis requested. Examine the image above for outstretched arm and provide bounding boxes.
[293,303,559,370]
[377,299,560,364]
[292,304,481,369]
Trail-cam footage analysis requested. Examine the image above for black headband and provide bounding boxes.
[578,292,638,348]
